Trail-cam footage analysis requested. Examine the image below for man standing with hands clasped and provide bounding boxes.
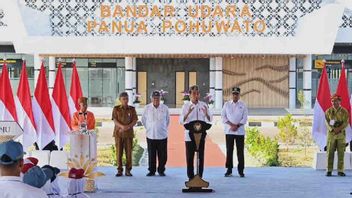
[112,92,138,177]
[325,94,349,177]
[180,85,212,180]
[142,90,170,177]
[221,87,248,178]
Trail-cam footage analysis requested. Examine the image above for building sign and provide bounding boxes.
[19,0,323,37]
[88,4,266,35]
[315,59,352,69]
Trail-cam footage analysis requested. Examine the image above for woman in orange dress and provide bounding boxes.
[71,97,96,131]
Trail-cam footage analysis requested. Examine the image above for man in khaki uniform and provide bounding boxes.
[325,94,349,177]
[112,92,138,177]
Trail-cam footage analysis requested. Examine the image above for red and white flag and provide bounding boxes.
[68,61,83,117]
[32,62,55,149]
[0,62,18,121]
[15,61,37,149]
[52,63,71,149]
[312,63,331,151]
[336,61,352,143]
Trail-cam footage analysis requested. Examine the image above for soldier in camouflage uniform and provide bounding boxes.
[325,94,349,177]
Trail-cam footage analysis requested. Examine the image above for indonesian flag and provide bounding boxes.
[0,62,18,121]
[32,62,55,149]
[336,61,352,143]
[68,61,83,117]
[15,61,37,149]
[52,63,71,149]
[312,64,331,151]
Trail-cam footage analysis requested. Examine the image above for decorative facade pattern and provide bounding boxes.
[223,55,289,108]
[341,10,352,28]
[0,9,6,27]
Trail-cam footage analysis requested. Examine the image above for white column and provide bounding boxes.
[33,54,42,86]
[289,56,296,109]
[214,57,223,109]
[132,58,137,95]
[125,57,134,105]
[48,56,56,95]
[303,54,312,109]
[209,57,215,99]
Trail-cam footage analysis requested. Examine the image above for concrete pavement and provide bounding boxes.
[87,167,352,198]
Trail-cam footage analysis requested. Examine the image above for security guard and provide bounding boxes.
[112,92,138,177]
[325,94,349,177]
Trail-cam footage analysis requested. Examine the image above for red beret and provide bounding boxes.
[331,94,342,101]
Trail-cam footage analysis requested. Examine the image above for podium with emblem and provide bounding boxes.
[182,120,213,193]
[69,118,98,192]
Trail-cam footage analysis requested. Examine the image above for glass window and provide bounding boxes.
[0,54,35,94]
[59,58,125,107]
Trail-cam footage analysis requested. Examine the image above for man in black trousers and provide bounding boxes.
[142,91,170,176]
[221,87,248,177]
[180,85,212,180]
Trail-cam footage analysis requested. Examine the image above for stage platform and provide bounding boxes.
[84,167,352,198]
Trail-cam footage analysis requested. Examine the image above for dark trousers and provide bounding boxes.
[186,134,206,179]
[147,138,168,174]
[225,135,245,174]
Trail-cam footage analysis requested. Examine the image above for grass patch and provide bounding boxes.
[278,147,317,167]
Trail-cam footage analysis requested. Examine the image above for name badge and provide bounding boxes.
[330,120,335,126]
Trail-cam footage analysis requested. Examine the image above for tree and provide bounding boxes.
[297,127,314,157]
[277,114,298,151]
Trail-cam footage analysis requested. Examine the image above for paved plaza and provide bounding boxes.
[82,167,352,198]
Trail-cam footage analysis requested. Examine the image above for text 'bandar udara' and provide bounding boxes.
[87,4,267,34]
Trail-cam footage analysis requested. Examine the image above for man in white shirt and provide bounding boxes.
[180,85,212,180]
[0,140,48,198]
[221,87,248,178]
[142,90,170,177]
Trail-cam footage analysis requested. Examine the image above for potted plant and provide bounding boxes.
[133,93,141,108]
[159,89,168,104]
[182,91,190,104]
[204,93,215,109]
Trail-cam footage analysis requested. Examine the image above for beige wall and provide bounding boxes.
[223,55,289,108]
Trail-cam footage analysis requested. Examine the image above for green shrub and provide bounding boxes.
[245,128,279,166]
[110,137,144,166]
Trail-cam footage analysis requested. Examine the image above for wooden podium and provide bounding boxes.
[182,120,213,193]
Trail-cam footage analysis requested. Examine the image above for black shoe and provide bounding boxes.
[338,172,346,177]
[115,172,123,177]
[239,173,245,177]
[146,172,155,176]
[158,172,166,176]
[326,172,332,177]
[224,169,232,177]
[125,171,133,177]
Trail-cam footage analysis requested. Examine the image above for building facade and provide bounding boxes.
[0,0,351,110]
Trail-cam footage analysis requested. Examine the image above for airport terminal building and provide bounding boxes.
[0,0,351,112]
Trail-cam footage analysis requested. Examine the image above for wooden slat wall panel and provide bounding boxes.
[223,56,289,108]
[189,72,197,87]
[137,72,147,105]
[176,72,185,107]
